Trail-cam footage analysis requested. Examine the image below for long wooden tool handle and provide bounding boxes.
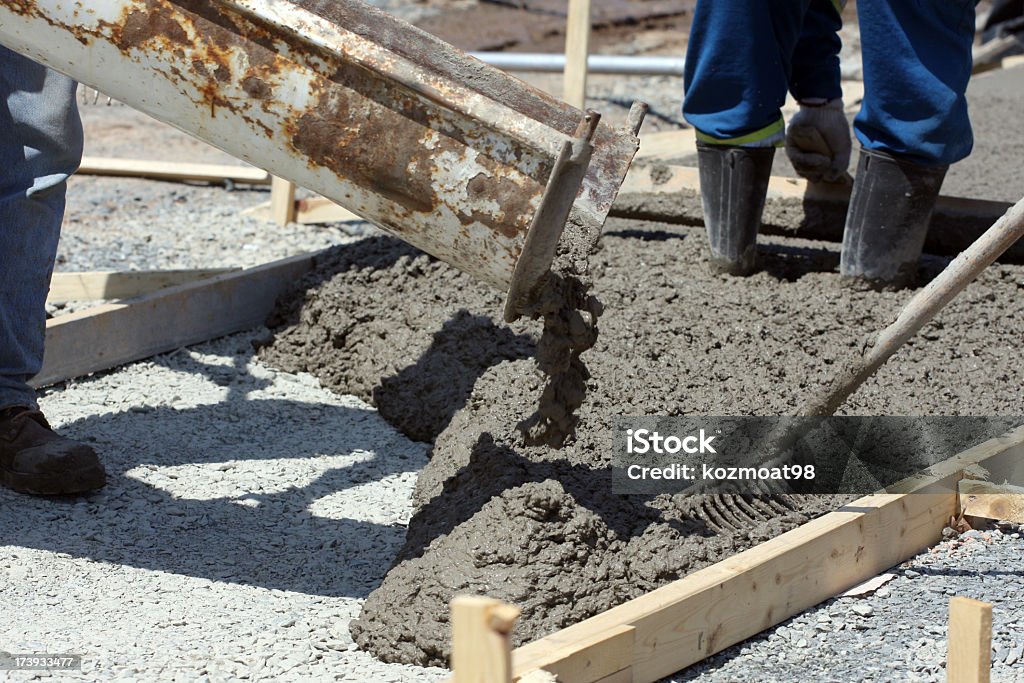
[800,194,1024,417]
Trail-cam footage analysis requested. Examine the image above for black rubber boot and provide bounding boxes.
[840,148,948,288]
[696,141,775,275]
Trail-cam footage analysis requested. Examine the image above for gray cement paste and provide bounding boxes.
[261,215,1024,666]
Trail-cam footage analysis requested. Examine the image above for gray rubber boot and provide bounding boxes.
[696,141,775,275]
[840,148,948,288]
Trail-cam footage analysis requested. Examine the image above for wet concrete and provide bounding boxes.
[258,25,1024,671]
[261,213,1024,666]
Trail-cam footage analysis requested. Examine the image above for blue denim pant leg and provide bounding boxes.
[682,0,843,146]
[855,0,976,166]
[0,45,83,409]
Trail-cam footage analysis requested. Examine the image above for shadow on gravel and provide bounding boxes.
[0,356,427,599]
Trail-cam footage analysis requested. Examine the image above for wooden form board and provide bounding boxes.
[611,164,1023,262]
[48,268,236,303]
[244,196,363,225]
[34,252,319,388]
[617,163,1014,223]
[500,425,1024,683]
[78,156,270,185]
[959,479,1024,523]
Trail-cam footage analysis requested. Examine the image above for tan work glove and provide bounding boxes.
[785,98,852,184]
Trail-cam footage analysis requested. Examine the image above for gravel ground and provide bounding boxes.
[3,3,1022,682]
[3,331,447,682]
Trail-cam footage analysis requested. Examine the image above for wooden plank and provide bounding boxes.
[562,0,591,108]
[48,268,237,302]
[513,625,633,683]
[510,426,1024,683]
[618,164,1013,217]
[635,130,696,162]
[451,596,520,683]
[33,252,319,388]
[270,176,298,226]
[244,197,363,225]
[612,164,1023,262]
[948,597,992,683]
[78,156,270,185]
[590,669,631,683]
[958,479,1024,523]
[294,197,364,224]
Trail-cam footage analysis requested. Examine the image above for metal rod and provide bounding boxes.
[470,52,686,76]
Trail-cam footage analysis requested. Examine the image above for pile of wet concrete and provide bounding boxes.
[260,218,1024,666]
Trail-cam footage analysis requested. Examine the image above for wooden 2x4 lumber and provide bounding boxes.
[48,268,237,303]
[512,624,633,682]
[611,164,1022,262]
[78,156,270,185]
[617,164,1014,221]
[509,425,1024,683]
[243,197,363,225]
[958,479,1024,523]
[33,252,319,388]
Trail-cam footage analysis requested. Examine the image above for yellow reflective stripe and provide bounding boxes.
[695,116,785,146]
[831,0,846,14]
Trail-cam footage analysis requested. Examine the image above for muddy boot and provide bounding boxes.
[696,141,775,275]
[0,406,106,495]
[840,148,948,288]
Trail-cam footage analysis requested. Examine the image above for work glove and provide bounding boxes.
[785,98,851,184]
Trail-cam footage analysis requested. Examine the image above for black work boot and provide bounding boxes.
[840,148,948,289]
[696,141,776,275]
[0,406,106,495]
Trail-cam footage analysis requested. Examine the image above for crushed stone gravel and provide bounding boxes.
[2,331,446,683]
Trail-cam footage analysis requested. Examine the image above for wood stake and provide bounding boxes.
[562,0,591,108]
[948,597,992,683]
[270,176,297,226]
[451,596,521,683]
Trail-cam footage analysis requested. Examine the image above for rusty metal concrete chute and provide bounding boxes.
[0,0,642,316]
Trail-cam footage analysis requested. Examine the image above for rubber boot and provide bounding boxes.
[696,141,775,275]
[840,148,948,288]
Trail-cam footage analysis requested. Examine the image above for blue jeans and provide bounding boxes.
[682,0,976,166]
[0,45,83,409]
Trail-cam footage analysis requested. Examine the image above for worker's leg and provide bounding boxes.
[0,46,104,495]
[683,0,813,274]
[0,45,82,408]
[841,0,976,286]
